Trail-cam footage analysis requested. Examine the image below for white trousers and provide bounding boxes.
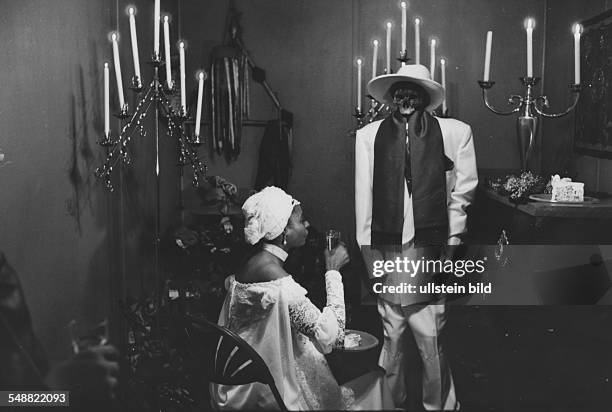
[377,299,457,411]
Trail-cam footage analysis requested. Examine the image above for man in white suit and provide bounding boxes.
[355,64,477,410]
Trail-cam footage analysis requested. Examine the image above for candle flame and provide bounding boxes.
[524,17,535,30]
[400,1,407,9]
[198,72,205,80]
[415,17,421,25]
[572,23,583,35]
[440,58,446,65]
[179,40,185,48]
[111,32,118,41]
[386,21,393,29]
[164,15,170,23]
[104,62,109,68]
[373,39,379,47]
[431,38,436,46]
[357,58,363,65]
[127,6,136,15]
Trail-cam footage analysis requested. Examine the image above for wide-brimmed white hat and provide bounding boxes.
[367,64,444,111]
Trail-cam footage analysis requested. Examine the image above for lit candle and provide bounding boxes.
[153,0,160,58]
[386,22,392,73]
[430,38,436,80]
[104,62,110,136]
[128,7,141,83]
[414,18,421,65]
[525,17,535,77]
[484,31,493,81]
[573,23,582,85]
[372,39,379,79]
[164,15,172,89]
[111,32,125,109]
[357,58,363,112]
[179,41,186,112]
[440,58,447,113]
[195,71,205,137]
[401,2,407,53]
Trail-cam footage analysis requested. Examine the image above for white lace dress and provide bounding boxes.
[209,271,393,410]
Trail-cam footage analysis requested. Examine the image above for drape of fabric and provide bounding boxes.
[254,120,292,191]
[0,251,48,389]
[211,46,245,160]
[210,274,393,410]
[371,111,449,249]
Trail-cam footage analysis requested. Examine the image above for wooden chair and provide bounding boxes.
[183,315,288,411]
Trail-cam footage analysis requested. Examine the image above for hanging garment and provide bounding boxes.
[210,46,246,160]
[254,117,293,191]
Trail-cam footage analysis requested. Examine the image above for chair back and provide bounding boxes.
[183,315,288,411]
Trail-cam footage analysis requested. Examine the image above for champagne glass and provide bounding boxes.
[326,229,341,251]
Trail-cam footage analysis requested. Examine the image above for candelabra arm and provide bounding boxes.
[481,88,523,116]
[533,88,581,118]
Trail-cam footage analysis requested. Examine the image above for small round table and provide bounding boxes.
[326,329,382,385]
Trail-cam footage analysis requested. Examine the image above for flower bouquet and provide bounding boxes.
[490,171,546,203]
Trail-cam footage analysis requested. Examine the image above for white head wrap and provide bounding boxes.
[242,186,300,245]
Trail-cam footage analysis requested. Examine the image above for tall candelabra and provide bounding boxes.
[95,56,207,344]
[478,77,582,171]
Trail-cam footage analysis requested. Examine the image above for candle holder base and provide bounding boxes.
[397,50,410,64]
[570,83,583,93]
[520,76,540,87]
[190,134,204,146]
[98,134,116,147]
[163,81,176,94]
[478,80,495,89]
[149,53,162,67]
[114,105,131,119]
[130,76,143,92]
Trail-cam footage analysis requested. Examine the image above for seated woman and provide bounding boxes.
[210,186,392,410]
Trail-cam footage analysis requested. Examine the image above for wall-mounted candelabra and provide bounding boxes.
[477,20,583,170]
[351,3,449,134]
[477,77,582,170]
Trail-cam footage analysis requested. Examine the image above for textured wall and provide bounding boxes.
[0,0,180,361]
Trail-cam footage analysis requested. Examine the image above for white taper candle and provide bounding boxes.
[104,62,110,136]
[357,58,363,112]
[386,22,392,73]
[164,15,172,89]
[372,40,379,79]
[414,18,421,65]
[573,23,582,84]
[401,2,407,53]
[525,18,535,77]
[153,0,160,58]
[128,7,141,83]
[111,33,125,109]
[441,58,447,113]
[195,72,205,137]
[430,38,436,80]
[484,31,493,81]
[179,41,186,112]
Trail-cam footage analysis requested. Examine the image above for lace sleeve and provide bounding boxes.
[288,271,345,354]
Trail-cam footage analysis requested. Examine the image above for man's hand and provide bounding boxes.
[44,345,119,402]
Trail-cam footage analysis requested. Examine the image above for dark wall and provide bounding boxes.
[543,0,612,194]
[0,0,179,361]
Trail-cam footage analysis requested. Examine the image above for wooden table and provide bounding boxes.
[468,186,612,244]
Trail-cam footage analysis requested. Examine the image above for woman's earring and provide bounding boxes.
[282,233,288,246]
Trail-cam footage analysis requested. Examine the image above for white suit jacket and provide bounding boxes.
[355,116,478,248]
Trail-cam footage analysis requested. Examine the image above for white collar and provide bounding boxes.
[262,243,288,262]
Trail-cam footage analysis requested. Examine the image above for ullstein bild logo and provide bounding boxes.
[371,257,487,278]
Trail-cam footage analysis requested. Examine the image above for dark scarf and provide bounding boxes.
[371,110,451,249]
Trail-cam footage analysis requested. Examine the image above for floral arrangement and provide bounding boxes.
[489,171,546,203]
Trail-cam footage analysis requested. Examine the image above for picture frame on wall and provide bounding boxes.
[574,9,612,159]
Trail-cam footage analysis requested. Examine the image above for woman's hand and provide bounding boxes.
[324,243,350,271]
